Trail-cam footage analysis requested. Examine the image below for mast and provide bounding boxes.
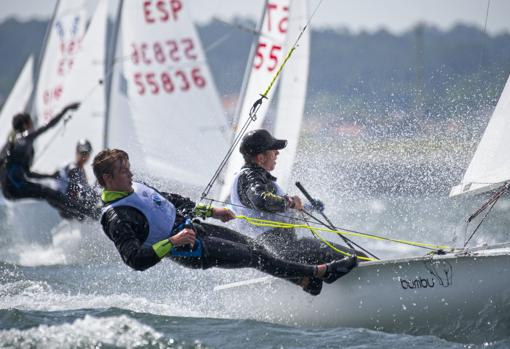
[103,0,124,149]
[231,0,269,133]
[26,0,61,120]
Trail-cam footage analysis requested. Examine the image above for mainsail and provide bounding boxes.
[33,0,107,179]
[219,0,292,200]
[108,0,230,187]
[272,0,309,190]
[0,56,34,144]
[450,74,510,197]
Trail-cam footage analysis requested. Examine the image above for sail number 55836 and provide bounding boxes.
[132,68,206,95]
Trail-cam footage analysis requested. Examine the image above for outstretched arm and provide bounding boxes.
[27,102,80,142]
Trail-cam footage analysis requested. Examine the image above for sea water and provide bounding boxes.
[1,136,509,348]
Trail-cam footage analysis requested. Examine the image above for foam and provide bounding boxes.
[0,315,167,348]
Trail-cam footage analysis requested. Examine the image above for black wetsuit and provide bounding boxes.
[100,190,318,280]
[55,163,99,219]
[236,164,364,264]
[0,112,98,220]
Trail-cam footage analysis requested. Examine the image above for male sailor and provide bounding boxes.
[230,129,364,264]
[0,103,99,220]
[54,139,99,219]
[94,148,357,295]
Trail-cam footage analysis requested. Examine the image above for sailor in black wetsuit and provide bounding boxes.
[55,139,99,219]
[230,129,365,264]
[93,149,357,295]
[0,103,98,220]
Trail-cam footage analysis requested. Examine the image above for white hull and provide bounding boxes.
[214,246,510,343]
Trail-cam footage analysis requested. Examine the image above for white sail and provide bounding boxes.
[0,55,34,144]
[32,0,87,124]
[450,74,510,196]
[33,0,108,179]
[219,0,292,200]
[272,0,309,190]
[109,1,229,187]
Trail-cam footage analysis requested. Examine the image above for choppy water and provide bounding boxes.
[1,137,510,348]
[1,259,510,349]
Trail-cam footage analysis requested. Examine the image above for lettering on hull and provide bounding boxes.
[399,260,453,290]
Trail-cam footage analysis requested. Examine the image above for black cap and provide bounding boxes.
[239,129,287,156]
[76,139,92,154]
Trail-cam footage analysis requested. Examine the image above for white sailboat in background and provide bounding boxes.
[107,0,230,189]
[0,56,34,144]
[213,71,510,343]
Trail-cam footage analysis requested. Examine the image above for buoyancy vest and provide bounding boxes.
[101,182,177,246]
[229,168,291,238]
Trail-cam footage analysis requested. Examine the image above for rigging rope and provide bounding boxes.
[464,183,508,247]
[234,215,453,261]
[202,196,451,253]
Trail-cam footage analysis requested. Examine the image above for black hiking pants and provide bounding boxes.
[256,228,366,264]
[169,222,317,279]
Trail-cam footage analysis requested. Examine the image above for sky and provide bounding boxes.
[2,0,510,35]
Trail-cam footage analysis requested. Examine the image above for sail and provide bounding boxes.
[272,0,309,191]
[32,0,108,178]
[219,0,292,200]
[450,74,510,196]
[0,55,34,144]
[32,0,87,124]
[108,1,230,187]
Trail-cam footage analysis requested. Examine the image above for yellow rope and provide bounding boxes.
[262,47,296,97]
[235,215,453,262]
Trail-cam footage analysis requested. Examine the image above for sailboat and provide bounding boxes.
[212,67,510,345]
[219,0,309,200]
